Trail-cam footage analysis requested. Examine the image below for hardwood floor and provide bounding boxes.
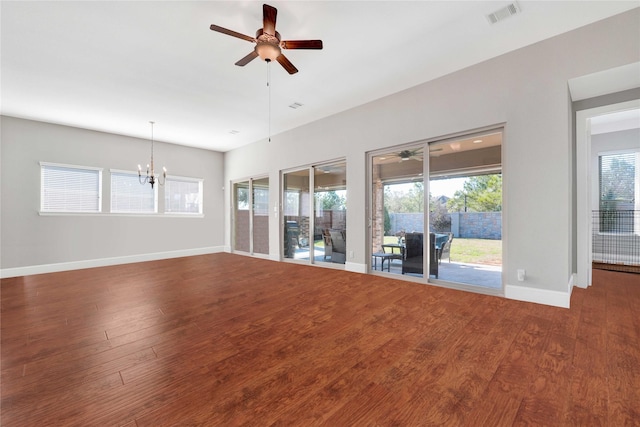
[1,253,639,426]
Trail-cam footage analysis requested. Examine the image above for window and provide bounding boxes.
[165,176,203,214]
[599,151,636,211]
[40,162,102,213]
[253,185,269,216]
[283,190,300,216]
[599,151,639,233]
[111,170,157,213]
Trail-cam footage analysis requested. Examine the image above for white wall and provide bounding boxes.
[1,117,225,276]
[224,9,640,306]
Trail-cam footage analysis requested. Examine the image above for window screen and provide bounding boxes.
[41,163,102,213]
[165,177,203,214]
[111,171,157,213]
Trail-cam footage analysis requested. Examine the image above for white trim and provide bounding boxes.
[569,273,576,293]
[165,174,204,183]
[345,261,367,274]
[40,161,103,172]
[109,168,139,175]
[38,212,203,218]
[0,246,224,279]
[505,284,571,308]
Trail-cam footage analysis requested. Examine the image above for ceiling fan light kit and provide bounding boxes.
[210,3,323,74]
[256,41,281,62]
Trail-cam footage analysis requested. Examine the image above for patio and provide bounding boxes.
[291,246,502,290]
[373,257,502,290]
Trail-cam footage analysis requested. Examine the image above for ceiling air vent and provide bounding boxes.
[486,2,520,24]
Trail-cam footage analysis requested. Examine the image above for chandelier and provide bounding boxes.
[138,121,166,189]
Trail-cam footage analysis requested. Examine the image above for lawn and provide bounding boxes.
[383,236,502,266]
[449,238,502,265]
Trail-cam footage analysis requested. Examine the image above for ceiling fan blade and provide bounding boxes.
[210,24,255,43]
[281,40,323,50]
[276,54,298,75]
[235,51,259,66]
[263,4,277,36]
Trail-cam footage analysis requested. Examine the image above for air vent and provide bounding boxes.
[486,2,520,24]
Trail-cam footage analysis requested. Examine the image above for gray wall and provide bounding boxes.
[1,117,225,271]
[224,9,640,294]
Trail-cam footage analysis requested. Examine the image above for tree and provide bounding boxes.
[384,205,391,235]
[315,190,346,210]
[429,195,451,232]
[600,154,635,210]
[384,182,424,213]
[447,174,502,212]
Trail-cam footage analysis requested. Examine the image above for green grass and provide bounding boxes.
[383,236,501,266]
[449,238,502,265]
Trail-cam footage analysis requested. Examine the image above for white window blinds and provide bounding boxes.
[599,152,636,211]
[40,163,102,213]
[111,171,157,213]
[165,177,203,214]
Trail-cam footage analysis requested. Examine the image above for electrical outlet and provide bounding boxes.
[349,251,354,259]
[517,269,526,281]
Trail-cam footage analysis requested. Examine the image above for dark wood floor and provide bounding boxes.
[1,253,639,426]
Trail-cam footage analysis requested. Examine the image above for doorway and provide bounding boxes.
[576,102,640,285]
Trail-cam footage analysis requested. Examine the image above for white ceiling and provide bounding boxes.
[1,1,637,152]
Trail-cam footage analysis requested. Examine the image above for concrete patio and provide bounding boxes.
[291,246,502,290]
[372,257,502,290]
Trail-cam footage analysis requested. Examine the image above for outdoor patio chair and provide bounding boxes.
[329,229,346,264]
[322,229,332,261]
[438,232,453,264]
[401,232,439,278]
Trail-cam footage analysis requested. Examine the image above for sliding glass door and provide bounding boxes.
[233,181,250,253]
[232,177,269,255]
[371,147,426,276]
[283,161,347,265]
[428,132,502,290]
[369,130,503,291]
[314,162,347,264]
[283,169,311,260]
[252,177,269,255]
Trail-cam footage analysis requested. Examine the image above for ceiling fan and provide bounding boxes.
[210,3,323,75]
[396,149,423,162]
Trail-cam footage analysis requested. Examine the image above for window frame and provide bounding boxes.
[110,168,159,214]
[164,174,204,215]
[597,148,640,235]
[40,161,103,214]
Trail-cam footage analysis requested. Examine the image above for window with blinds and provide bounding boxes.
[599,152,636,211]
[598,151,638,234]
[111,171,157,213]
[165,177,203,214]
[40,163,102,213]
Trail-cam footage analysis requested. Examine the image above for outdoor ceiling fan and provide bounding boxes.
[210,3,323,74]
[395,149,423,162]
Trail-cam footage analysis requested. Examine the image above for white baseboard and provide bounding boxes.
[0,246,225,279]
[505,283,571,308]
[345,261,367,274]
